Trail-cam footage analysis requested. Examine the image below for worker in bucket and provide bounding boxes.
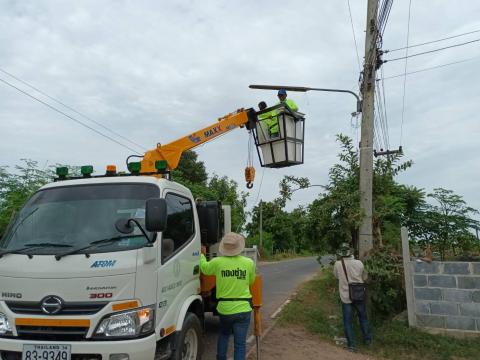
[200,232,256,360]
[258,101,279,138]
[277,88,299,111]
[262,89,299,138]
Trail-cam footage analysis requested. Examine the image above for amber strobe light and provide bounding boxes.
[106,165,117,176]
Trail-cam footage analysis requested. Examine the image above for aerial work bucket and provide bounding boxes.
[252,104,305,168]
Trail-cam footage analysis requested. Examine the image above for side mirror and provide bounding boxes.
[145,198,167,232]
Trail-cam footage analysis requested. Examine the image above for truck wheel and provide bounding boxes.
[172,312,203,360]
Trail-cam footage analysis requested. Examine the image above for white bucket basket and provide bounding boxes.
[253,104,305,168]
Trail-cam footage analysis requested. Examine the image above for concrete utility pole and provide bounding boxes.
[358,0,378,259]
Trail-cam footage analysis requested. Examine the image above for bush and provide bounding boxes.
[364,247,405,319]
[246,232,273,259]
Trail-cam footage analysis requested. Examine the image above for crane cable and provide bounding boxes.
[245,131,256,189]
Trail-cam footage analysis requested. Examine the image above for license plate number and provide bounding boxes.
[22,344,71,360]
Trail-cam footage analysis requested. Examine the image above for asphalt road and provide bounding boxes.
[202,256,321,359]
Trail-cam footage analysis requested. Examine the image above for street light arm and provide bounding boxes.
[249,84,362,113]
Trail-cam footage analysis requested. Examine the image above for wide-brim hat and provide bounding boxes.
[219,232,245,256]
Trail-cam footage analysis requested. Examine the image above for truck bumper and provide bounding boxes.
[0,334,157,360]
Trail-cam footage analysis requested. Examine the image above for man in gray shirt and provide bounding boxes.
[333,243,371,352]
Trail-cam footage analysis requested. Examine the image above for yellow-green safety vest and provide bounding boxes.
[200,254,256,315]
[281,98,299,111]
[259,111,279,136]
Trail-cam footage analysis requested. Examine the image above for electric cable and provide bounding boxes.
[0,67,146,152]
[377,0,393,36]
[375,83,389,150]
[253,167,265,205]
[347,0,362,72]
[387,28,480,52]
[376,73,390,150]
[381,56,480,79]
[0,76,142,154]
[380,67,390,149]
[385,38,480,63]
[400,0,413,145]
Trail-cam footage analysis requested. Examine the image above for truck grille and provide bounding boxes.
[5,301,107,316]
[1,352,101,360]
[16,326,89,341]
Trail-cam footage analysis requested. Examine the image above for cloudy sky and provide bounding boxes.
[1,0,479,214]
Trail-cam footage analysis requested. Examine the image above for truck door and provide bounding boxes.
[157,192,200,329]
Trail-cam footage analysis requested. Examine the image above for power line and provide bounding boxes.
[0,68,146,152]
[254,167,265,205]
[400,0,413,145]
[387,28,480,52]
[364,0,392,70]
[377,0,393,36]
[346,0,362,72]
[380,67,390,149]
[381,56,480,80]
[385,38,480,63]
[374,81,389,150]
[0,76,142,154]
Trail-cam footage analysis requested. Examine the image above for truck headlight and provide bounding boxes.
[94,305,155,338]
[0,313,12,335]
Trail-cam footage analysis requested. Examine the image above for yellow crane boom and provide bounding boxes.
[139,108,256,173]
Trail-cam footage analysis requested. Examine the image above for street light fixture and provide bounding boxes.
[249,84,362,114]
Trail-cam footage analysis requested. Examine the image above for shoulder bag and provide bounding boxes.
[341,258,367,302]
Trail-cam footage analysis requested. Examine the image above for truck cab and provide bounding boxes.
[0,175,205,360]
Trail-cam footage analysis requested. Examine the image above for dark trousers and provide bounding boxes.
[341,301,371,349]
[217,311,252,360]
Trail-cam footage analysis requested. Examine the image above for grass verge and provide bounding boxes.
[279,268,480,360]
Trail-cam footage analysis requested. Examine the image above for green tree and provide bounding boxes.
[0,160,53,235]
[409,188,479,260]
[171,150,208,185]
[170,151,248,232]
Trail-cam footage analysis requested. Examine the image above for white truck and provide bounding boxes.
[0,175,213,360]
[0,104,305,360]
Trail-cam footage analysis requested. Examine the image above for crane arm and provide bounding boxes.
[139,108,256,173]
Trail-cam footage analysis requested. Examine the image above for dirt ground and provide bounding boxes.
[248,325,377,360]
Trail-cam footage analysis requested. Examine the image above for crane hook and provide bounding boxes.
[245,166,256,190]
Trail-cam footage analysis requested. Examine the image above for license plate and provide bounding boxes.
[22,344,71,360]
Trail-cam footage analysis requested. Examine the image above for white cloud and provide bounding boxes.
[0,0,479,214]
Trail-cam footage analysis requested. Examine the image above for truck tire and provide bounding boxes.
[172,312,203,360]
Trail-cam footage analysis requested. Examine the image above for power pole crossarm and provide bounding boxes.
[358,0,378,259]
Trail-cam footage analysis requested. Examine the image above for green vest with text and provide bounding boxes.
[200,254,256,315]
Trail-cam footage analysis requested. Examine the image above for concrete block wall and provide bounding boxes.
[411,261,480,333]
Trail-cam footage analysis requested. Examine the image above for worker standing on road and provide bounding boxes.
[200,232,256,360]
[333,243,372,352]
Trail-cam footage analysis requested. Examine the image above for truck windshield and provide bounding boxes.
[0,183,159,256]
